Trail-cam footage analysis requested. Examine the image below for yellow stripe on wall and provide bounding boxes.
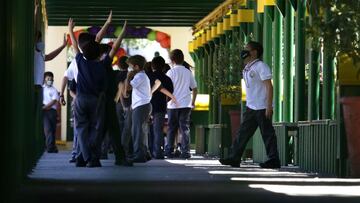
[238,9,254,23]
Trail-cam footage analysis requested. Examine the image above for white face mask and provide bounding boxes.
[36,42,45,52]
[46,80,53,86]
[128,66,134,72]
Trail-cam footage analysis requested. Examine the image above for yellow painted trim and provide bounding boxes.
[257,0,265,13]
[217,22,224,35]
[264,0,275,6]
[211,25,218,38]
[197,36,203,48]
[223,17,231,31]
[230,13,239,27]
[237,9,254,23]
[193,38,198,51]
[201,33,206,45]
[206,28,212,42]
[188,41,194,53]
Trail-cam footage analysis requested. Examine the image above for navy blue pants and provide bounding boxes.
[43,108,58,152]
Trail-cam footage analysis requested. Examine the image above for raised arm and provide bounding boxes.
[95,10,112,43]
[45,34,67,61]
[151,79,162,94]
[109,21,127,59]
[68,18,80,54]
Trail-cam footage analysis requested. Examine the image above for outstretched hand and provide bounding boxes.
[106,10,112,24]
[68,18,75,31]
[119,20,127,37]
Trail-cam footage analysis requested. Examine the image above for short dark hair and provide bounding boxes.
[44,71,54,79]
[127,55,146,70]
[82,41,100,60]
[99,44,111,55]
[170,49,184,64]
[247,41,263,58]
[151,56,165,72]
[118,56,129,70]
[78,33,95,48]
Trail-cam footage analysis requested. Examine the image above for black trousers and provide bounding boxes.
[230,107,280,162]
[43,109,58,151]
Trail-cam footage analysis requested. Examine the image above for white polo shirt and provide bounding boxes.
[34,50,45,85]
[130,71,151,109]
[166,65,197,109]
[243,59,272,110]
[43,85,60,110]
[64,59,78,82]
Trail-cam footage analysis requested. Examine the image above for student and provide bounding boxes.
[68,16,127,167]
[42,71,60,153]
[125,55,152,162]
[114,56,134,164]
[60,12,114,164]
[148,56,176,159]
[164,49,198,159]
[219,41,281,168]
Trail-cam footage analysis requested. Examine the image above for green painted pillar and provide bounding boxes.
[254,0,264,44]
[207,42,214,124]
[308,48,320,120]
[283,0,294,122]
[213,38,220,124]
[263,6,273,68]
[322,9,336,120]
[294,0,306,122]
[273,8,283,122]
[203,46,209,94]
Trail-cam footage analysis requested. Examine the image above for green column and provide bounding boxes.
[192,51,200,92]
[263,6,273,68]
[283,0,294,122]
[207,43,214,124]
[322,9,335,120]
[273,8,283,122]
[213,38,220,124]
[203,46,209,94]
[308,48,320,120]
[254,0,264,44]
[294,0,306,122]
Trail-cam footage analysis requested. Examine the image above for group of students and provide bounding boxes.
[41,12,197,168]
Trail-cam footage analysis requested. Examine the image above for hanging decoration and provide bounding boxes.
[67,26,171,49]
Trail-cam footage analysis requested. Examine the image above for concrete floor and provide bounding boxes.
[20,151,360,203]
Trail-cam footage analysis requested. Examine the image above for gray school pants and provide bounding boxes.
[43,108,58,151]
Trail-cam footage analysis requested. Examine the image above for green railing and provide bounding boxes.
[298,120,339,176]
[252,122,297,165]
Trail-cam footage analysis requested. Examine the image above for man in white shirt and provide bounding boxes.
[164,49,197,159]
[42,71,60,153]
[220,41,280,168]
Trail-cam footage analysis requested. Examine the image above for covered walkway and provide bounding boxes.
[19,151,360,202]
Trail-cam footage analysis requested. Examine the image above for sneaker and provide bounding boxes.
[69,157,76,163]
[259,159,281,169]
[219,158,241,167]
[174,149,181,158]
[164,152,175,159]
[75,156,87,167]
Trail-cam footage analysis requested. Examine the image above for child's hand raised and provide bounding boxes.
[119,21,127,37]
[68,18,75,31]
[106,10,112,24]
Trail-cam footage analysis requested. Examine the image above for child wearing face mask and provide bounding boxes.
[42,71,60,153]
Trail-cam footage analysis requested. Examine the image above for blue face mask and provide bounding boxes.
[240,50,250,59]
[46,80,53,86]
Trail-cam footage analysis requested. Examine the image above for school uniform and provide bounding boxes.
[164,65,197,158]
[230,59,280,164]
[148,70,174,158]
[130,71,152,162]
[42,84,59,152]
[74,53,110,164]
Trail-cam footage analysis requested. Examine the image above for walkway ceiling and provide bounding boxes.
[46,0,225,27]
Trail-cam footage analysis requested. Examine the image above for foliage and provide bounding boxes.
[204,30,245,101]
[307,0,360,76]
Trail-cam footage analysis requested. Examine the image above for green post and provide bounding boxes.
[203,45,209,94]
[322,9,335,120]
[254,0,264,44]
[283,0,294,122]
[308,48,320,120]
[263,6,273,68]
[273,7,283,122]
[207,42,214,124]
[294,0,306,122]
[213,37,220,124]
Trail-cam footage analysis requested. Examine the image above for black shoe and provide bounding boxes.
[164,152,175,159]
[219,158,241,167]
[179,153,191,159]
[174,149,181,158]
[115,159,133,167]
[86,159,102,167]
[75,156,87,167]
[259,159,281,169]
[69,157,76,163]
